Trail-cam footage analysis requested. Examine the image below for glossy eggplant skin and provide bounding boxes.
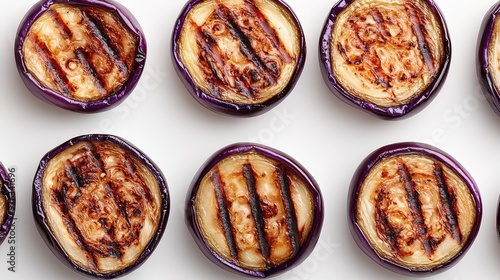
[477,1,500,117]
[171,0,306,117]
[348,142,482,277]
[32,134,169,279]
[185,143,323,278]
[319,0,451,119]
[0,162,15,247]
[14,0,146,113]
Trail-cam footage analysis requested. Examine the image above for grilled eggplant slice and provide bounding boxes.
[172,0,306,116]
[0,162,15,247]
[186,143,323,277]
[348,142,481,276]
[319,0,451,119]
[32,134,169,278]
[15,0,146,113]
[477,1,500,117]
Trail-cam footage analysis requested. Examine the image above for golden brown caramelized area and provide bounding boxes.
[178,0,301,104]
[357,154,476,270]
[22,3,138,102]
[41,141,162,274]
[0,186,6,225]
[488,17,500,95]
[195,151,314,271]
[331,0,444,107]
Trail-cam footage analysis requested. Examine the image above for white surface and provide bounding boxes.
[1,0,499,279]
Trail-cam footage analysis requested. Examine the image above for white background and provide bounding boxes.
[1,0,499,279]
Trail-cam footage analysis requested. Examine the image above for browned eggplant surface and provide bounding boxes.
[356,154,477,271]
[176,0,302,105]
[194,151,315,272]
[40,140,163,275]
[21,3,138,102]
[330,0,445,108]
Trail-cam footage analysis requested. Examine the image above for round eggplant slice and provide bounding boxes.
[477,1,500,117]
[32,134,169,278]
[0,162,15,247]
[15,0,146,113]
[172,0,306,117]
[348,142,481,276]
[319,0,451,119]
[186,143,323,277]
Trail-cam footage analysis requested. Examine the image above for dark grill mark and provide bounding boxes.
[405,3,436,73]
[275,164,300,256]
[211,169,239,262]
[53,186,98,270]
[433,163,462,243]
[195,28,253,99]
[398,163,432,256]
[80,8,128,74]
[30,34,73,96]
[75,47,106,95]
[243,163,271,267]
[48,9,73,39]
[375,189,401,256]
[214,5,275,85]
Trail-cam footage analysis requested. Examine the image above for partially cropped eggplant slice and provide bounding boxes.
[15,0,146,113]
[348,142,481,276]
[172,0,306,117]
[33,134,169,278]
[0,162,15,247]
[319,0,451,119]
[477,1,500,117]
[186,143,323,277]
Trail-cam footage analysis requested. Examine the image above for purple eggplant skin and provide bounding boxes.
[185,142,324,278]
[0,162,15,247]
[348,142,482,277]
[497,194,500,243]
[477,1,500,118]
[319,0,451,120]
[14,0,147,113]
[171,0,306,117]
[32,134,170,279]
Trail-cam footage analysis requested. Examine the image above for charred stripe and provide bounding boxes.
[243,163,271,265]
[275,164,300,256]
[211,169,239,262]
[406,3,436,74]
[347,20,392,89]
[398,163,432,256]
[48,8,72,39]
[52,186,99,270]
[80,7,128,74]
[30,34,74,96]
[214,5,276,85]
[64,162,85,188]
[375,188,401,256]
[195,23,255,99]
[75,47,107,95]
[242,1,293,64]
[433,163,462,243]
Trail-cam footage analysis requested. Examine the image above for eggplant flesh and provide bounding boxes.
[0,194,6,231]
[195,151,314,271]
[39,139,163,276]
[356,154,476,271]
[330,0,445,108]
[21,3,138,102]
[176,0,301,105]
